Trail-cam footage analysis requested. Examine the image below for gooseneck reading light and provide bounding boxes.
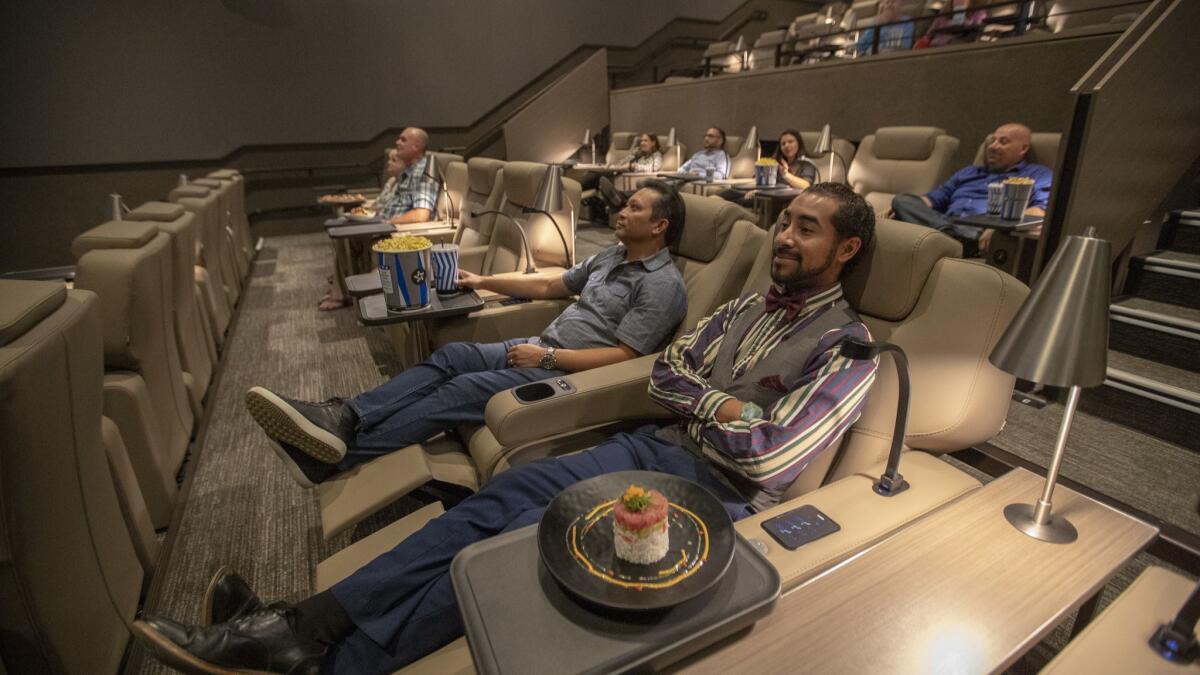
[469,210,536,274]
[422,154,457,226]
[989,227,1111,544]
[839,336,910,496]
[522,164,574,268]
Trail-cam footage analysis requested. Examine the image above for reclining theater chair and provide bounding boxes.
[171,183,233,347]
[0,280,142,675]
[191,177,250,287]
[73,220,195,529]
[453,158,507,272]
[314,218,1030,674]
[316,192,766,542]
[971,131,1062,274]
[847,126,960,216]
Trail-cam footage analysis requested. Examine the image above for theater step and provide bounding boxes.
[1079,351,1200,450]
[1125,250,1200,310]
[1159,209,1200,255]
[1109,297,1200,372]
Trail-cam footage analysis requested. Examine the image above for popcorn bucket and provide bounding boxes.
[373,236,433,311]
[430,243,460,294]
[755,159,779,188]
[1000,178,1035,220]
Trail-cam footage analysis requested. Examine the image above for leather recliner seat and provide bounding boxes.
[171,183,237,332]
[799,130,857,184]
[318,191,766,539]
[453,158,507,272]
[125,201,213,414]
[847,126,960,216]
[207,168,252,263]
[73,220,195,529]
[191,177,249,289]
[0,280,142,675]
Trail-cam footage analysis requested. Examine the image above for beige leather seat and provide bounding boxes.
[441,159,468,224]
[319,192,766,539]
[0,280,143,675]
[192,177,249,287]
[700,40,739,75]
[126,201,213,414]
[972,131,1062,172]
[207,168,252,256]
[73,220,195,529]
[749,29,790,70]
[171,184,233,345]
[315,216,1028,674]
[847,126,960,216]
[799,130,857,184]
[453,158,507,272]
[605,132,638,166]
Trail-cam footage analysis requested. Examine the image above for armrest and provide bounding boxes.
[733,451,981,591]
[430,268,571,346]
[484,354,667,448]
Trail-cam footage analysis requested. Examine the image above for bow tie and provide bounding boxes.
[764,286,807,321]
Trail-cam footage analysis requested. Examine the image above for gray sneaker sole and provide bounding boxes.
[245,387,346,463]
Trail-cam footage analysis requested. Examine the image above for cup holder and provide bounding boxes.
[513,377,577,403]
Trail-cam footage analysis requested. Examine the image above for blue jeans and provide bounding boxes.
[891,193,980,254]
[343,339,566,470]
[326,426,753,674]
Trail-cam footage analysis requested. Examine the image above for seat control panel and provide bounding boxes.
[761,504,840,550]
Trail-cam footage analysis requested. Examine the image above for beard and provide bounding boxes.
[770,245,837,290]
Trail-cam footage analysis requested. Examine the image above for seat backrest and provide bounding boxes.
[125,201,212,396]
[972,132,1062,174]
[670,194,768,333]
[429,152,465,221]
[660,141,689,172]
[847,126,960,216]
[442,159,468,222]
[457,157,506,248]
[606,133,638,166]
[72,220,194,483]
[170,184,235,321]
[749,29,789,70]
[0,280,141,674]
[728,129,761,180]
[799,131,857,184]
[482,162,582,274]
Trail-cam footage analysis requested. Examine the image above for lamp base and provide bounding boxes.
[1004,502,1078,544]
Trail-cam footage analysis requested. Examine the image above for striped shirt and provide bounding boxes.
[374,155,439,221]
[649,284,877,494]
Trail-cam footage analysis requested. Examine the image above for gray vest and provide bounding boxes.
[658,296,859,511]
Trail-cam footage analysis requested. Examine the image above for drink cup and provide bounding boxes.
[1000,181,1035,220]
[987,182,1004,215]
[374,239,432,311]
[431,243,460,294]
[705,167,715,183]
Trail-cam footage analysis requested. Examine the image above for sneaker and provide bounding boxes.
[245,387,357,463]
[598,176,625,211]
[267,439,340,488]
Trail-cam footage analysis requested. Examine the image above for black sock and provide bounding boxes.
[293,591,356,644]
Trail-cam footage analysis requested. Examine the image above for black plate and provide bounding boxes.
[537,470,735,611]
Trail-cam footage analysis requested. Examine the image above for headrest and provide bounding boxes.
[0,279,67,347]
[467,157,506,195]
[610,132,637,152]
[703,41,733,57]
[501,161,551,208]
[973,132,1062,171]
[170,185,211,199]
[754,30,788,47]
[125,201,186,222]
[190,178,223,189]
[71,220,158,260]
[872,126,947,161]
[208,169,240,179]
[842,218,962,320]
[670,193,746,262]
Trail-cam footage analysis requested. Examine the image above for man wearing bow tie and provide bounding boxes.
[132,184,878,675]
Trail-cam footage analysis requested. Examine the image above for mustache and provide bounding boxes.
[774,245,801,259]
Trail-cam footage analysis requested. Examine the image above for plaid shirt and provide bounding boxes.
[374,155,438,221]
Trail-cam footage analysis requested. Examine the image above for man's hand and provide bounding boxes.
[715,398,746,424]
[457,269,486,290]
[979,228,995,254]
[506,343,547,368]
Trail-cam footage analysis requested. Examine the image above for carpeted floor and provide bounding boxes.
[130,233,420,674]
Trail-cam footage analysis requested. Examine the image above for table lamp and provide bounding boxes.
[839,337,911,496]
[582,128,594,164]
[743,126,759,159]
[522,164,574,267]
[989,227,1111,543]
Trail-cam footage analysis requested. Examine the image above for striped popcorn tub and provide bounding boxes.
[430,243,460,294]
[373,235,433,311]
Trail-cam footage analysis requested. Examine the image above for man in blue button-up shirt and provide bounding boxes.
[679,126,733,180]
[891,123,1052,256]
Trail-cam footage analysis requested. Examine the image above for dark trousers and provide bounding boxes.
[325,426,753,674]
[890,193,979,256]
[344,340,566,469]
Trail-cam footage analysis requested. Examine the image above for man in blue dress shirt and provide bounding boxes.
[890,122,1052,256]
[679,126,732,180]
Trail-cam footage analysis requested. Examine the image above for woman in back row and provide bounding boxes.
[718,128,817,206]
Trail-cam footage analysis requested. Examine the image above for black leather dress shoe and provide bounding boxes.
[205,566,264,625]
[246,387,358,463]
[133,605,325,675]
[598,176,626,211]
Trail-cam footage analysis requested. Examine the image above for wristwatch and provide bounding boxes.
[539,346,558,370]
[740,402,764,422]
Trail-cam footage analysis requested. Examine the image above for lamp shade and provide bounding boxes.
[666,127,677,147]
[989,231,1111,387]
[582,128,591,146]
[742,126,758,152]
[529,164,565,213]
[814,124,832,155]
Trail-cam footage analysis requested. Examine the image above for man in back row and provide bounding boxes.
[133,183,879,674]
[247,181,688,486]
[679,126,732,180]
[890,122,1052,257]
